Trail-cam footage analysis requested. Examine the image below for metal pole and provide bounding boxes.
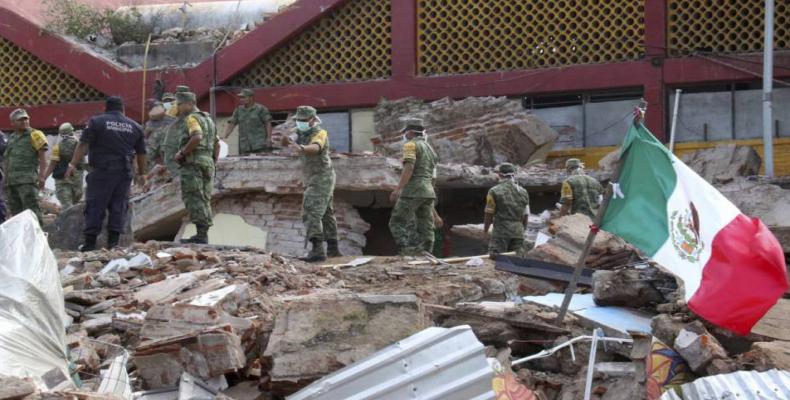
[763,0,775,177]
[669,89,681,153]
[583,329,603,400]
[555,101,643,324]
[141,34,152,123]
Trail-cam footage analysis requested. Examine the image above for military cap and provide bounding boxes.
[176,91,197,104]
[401,118,425,133]
[238,88,255,97]
[295,105,317,120]
[175,85,191,93]
[9,108,29,121]
[161,92,175,102]
[565,158,585,170]
[497,163,516,175]
[59,122,75,135]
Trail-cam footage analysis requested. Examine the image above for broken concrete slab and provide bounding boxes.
[0,375,36,400]
[177,214,268,249]
[527,214,640,270]
[715,177,790,252]
[134,272,197,304]
[134,325,246,389]
[524,293,652,337]
[45,202,133,251]
[140,304,223,340]
[681,144,761,184]
[738,341,790,372]
[375,96,559,166]
[650,314,685,347]
[185,283,250,314]
[674,321,728,374]
[752,299,790,341]
[592,267,678,309]
[263,291,426,395]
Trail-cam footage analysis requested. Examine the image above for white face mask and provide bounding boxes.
[401,133,409,144]
[163,102,173,111]
[296,121,311,132]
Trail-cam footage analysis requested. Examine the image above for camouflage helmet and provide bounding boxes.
[295,106,317,120]
[238,88,255,97]
[58,122,75,135]
[161,92,175,102]
[176,91,197,104]
[497,163,516,175]
[9,108,29,122]
[401,118,425,133]
[565,158,585,170]
[175,85,191,93]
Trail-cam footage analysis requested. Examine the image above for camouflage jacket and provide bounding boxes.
[561,174,604,218]
[232,103,272,152]
[401,136,437,199]
[179,111,218,169]
[297,127,335,191]
[486,179,530,239]
[4,128,47,185]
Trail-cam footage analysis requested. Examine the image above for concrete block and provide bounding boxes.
[674,321,728,374]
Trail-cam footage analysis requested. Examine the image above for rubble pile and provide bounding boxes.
[374,96,559,166]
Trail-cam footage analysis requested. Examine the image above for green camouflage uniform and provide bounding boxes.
[161,117,184,177]
[298,126,338,242]
[4,127,46,224]
[53,135,83,209]
[145,115,176,172]
[486,179,530,254]
[232,103,272,154]
[389,136,437,255]
[179,111,218,229]
[561,174,604,218]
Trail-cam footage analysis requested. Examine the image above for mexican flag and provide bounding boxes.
[602,124,788,335]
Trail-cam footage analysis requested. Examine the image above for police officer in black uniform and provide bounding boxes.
[66,97,147,251]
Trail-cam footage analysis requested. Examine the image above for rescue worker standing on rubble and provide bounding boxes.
[144,100,175,172]
[483,163,531,256]
[45,123,84,209]
[281,106,341,262]
[153,85,194,178]
[222,88,273,155]
[559,158,603,218]
[388,118,438,256]
[67,97,147,251]
[3,109,48,225]
[174,91,219,244]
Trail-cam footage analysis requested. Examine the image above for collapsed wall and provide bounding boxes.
[374,96,559,166]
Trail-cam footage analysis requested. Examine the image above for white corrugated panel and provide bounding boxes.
[660,369,790,400]
[288,325,495,400]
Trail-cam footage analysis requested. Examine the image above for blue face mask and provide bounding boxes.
[296,121,311,132]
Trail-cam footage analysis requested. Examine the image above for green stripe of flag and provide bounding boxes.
[601,124,677,257]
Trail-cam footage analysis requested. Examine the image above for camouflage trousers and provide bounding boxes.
[389,197,435,256]
[55,173,84,210]
[302,188,338,242]
[180,164,214,228]
[489,236,524,256]
[6,183,42,225]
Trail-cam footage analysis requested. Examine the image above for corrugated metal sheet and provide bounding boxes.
[288,325,495,400]
[660,369,790,400]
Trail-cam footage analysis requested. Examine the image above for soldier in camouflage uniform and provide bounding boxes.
[3,109,48,225]
[144,101,176,173]
[223,88,273,155]
[282,106,340,262]
[388,119,438,256]
[173,91,220,244]
[156,85,194,177]
[45,123,84,209]
[560,158,603,218]
[483,163,530,255]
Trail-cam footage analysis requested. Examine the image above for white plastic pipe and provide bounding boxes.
[669,89,681,153]
[763,0,775,177]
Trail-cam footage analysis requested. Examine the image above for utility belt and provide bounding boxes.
[91,156,132,171]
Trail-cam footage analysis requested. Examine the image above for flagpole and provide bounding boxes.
[554,100,645,325]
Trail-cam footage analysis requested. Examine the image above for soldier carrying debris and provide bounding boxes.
[173,91,219,244]
[282,105,342,262]
[3,108,48,225]
[44,122,85,210]
[388,118,438,256]
[559,158,603,218]
[483,163,531,256]
[222,88,273,155]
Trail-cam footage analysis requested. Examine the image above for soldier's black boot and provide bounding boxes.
[107,231,121,249]
[181,225,209,244]
[300,238,326,263]
[79,235,97,252]
[326,239,342,258]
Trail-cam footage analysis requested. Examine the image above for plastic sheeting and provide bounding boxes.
[0,211,70,385]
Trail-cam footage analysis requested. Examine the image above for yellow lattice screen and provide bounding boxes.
[668,0,789,56]
[417,0,645,76]
[233,0,391,88]
[0,37,104,107]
